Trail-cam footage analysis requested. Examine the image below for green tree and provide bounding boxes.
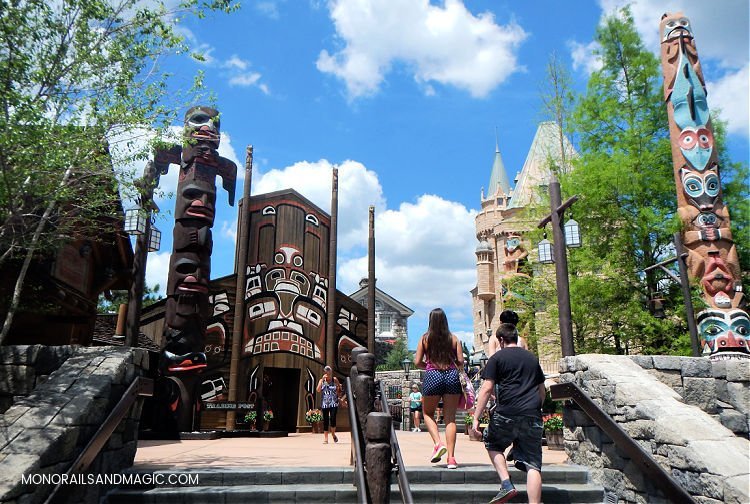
[97,284,163,314]
[565,7,682,354]
[379,338,413,371]
[0,0,237,342]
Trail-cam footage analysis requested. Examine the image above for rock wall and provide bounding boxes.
[0,345,150,503]
[559,354,749,504]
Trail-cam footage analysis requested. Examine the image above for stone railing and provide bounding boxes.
[629,355,748,437]
[0,345,150,503]
[559,354,749,503]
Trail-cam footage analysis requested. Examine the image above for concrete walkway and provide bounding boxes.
[135,431,568,469]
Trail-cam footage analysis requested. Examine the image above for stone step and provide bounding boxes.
[116,464,591,487]
[106,481,605,503]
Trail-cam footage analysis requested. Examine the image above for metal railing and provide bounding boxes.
[550,382,696,504]
[346,377,368,504]
[378,380,414,504]
[44,376,154,504]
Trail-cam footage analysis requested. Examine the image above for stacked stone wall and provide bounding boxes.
[0,346,150,503]
[559,354,749,504]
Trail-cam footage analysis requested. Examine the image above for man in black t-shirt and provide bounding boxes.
[472,323,546,504]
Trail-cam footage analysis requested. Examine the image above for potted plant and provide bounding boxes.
[243,410,258,430]
[305,409,323,433]
[463,413,473,435]
[263,409,274,431]
[543,414,564,450]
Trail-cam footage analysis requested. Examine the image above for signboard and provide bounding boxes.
[202,402,255,410]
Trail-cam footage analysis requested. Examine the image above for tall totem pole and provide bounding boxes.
[163,106,237,372]
[659,13,749,360]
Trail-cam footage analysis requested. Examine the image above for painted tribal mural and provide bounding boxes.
[243,192,331,361]
[162,106,237,372]
[659,13,748,360]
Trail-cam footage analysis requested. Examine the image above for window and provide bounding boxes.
[379,314,392,333]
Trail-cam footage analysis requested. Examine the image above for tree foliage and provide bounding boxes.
[97,283,163,314]
[378,338,413,371]
[557,7,748,355]
[0,0,237,341]
[564,8,685,354]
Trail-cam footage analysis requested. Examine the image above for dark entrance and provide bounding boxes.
[263,367,300,432]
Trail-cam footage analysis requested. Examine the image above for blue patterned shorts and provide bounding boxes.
[422,368,462,397]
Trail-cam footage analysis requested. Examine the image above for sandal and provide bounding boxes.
[323,440,328,444]
[333,434,339,443]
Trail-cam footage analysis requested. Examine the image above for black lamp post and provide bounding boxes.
[479,351,488,369]
[123,160,162,347]
[401,356,412,380]
[537,173,579,357]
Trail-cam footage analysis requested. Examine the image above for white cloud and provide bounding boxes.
[567,40,603,75]
[145,251,171,294]
[255,1,283,19]
[253,159,386,250]
[707,64,750,137]
[224,55,249,70]
[316,0,527,98]
[453,330,475,351]
[336,195,477,335]
[220,218,238,245]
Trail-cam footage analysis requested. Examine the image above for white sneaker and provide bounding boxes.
[412,428,417,432]
[417,428,421,432]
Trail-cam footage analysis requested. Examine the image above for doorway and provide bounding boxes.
[263,367,300,432]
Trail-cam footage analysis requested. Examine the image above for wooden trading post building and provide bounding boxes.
[141,189,368,432]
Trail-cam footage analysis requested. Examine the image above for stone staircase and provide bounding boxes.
[104,465,604,503]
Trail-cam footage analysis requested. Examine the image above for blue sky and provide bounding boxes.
[134,0,749,351]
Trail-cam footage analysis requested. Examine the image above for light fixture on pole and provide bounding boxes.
[537,173,580,357]
[650,296,666,319]
[537,231,554,265]
[401,356,412,380]
[564,217,581,248]
[479,351,488,368]
[124,207,147,236]
[147,225,161,252]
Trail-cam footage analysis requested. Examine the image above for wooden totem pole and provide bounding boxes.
[659,13,748,360]
[160,107,237,430]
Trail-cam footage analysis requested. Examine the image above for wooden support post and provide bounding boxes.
[227,146,253,431]
[367,206,376,352]
[354,353,375,443]
[326,168,339,369]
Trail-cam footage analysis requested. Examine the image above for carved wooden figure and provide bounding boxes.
[365,412,393,504]
[660,13,748,359]
[163,106,237,372]
[354,352,375,435]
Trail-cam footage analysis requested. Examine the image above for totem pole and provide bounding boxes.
[659,13,748,360]
[163,106,237,372]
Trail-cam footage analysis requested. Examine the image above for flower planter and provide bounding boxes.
[263,420,270,431]
[546,431,564,450]
[312,421,323,433]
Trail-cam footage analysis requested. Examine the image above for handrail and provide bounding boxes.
[550,382,696,504]
[346,377,368,504]
[377,380,414,504]
[44,376,155,504]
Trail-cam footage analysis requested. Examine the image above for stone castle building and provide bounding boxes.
[472,122,577,362]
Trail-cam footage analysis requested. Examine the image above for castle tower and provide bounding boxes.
[472,123,577,359]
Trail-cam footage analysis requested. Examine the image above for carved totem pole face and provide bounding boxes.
[243,200,329,362]
[660,13,747,359]
[164,106,236,365]
[697,309,750,359]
